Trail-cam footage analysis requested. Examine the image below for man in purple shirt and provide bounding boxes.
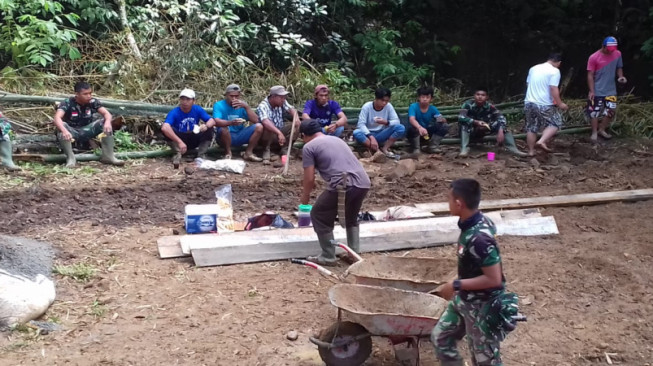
[301,85,347,137]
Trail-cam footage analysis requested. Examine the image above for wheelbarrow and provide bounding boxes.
[310,283,448,366]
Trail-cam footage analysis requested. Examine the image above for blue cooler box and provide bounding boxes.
[185,204,221,234]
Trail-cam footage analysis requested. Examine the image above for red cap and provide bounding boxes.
[314,85,329,95]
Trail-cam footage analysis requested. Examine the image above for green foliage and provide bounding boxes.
[0,0,81,66]
[354,29,431,85]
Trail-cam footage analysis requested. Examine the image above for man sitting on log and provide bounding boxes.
[0,110,19,171]
[301,84,347,137]
[353,87,405,158]
[53,81,124,168]
[162,89,220,169]
[457,87,527,158]
[300,119,371,266]
[256,85,300,164]
[212,84,264,162]
[407,86,449,154]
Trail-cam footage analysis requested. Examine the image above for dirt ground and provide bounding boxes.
[1,135,653,365]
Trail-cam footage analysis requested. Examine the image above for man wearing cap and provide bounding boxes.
[256,85,300,163]
[301,85,347,137]
[212,84,264,162]
[587,36,627,142]
[524,53,569,156]
[162,89,219,168]
[353,87,405,158]
[53,81,124,168]
[300,119,371,266]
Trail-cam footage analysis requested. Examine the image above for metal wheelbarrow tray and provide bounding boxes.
[344,256,457,293]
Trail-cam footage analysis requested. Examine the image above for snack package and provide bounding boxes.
[215,184,234,233]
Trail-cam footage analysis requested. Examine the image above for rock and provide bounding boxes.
[272,162,283,168]
[183,166,195,175]
[0,235,56,328]
[530,158,540,169]
[358,151,372,159]
[387,159,416,180]
[548,155,559,165]
[172,228,180,235]
[371,151,387,163]
[286,330,298,341]
[270,155,279,162]
[139,227,148,234]
[560,165,571,174]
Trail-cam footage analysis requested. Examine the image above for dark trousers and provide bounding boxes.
[311,186,369,235]
[406,122,449,139]
[166,128,213,150]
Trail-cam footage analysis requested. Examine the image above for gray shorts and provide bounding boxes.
[524,103,563,133]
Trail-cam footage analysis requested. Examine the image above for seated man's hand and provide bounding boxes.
[373,117,388,125]
[475,120,490,130]
[326,124,337,134]
[369,136,379,151]
[436,116,447,123]
[103,121,113,135]
[60,130,73,141]
[278,132,286,146]
[496,128,505,145]
[199,124,208,132]
[418,127,428,136]
[178,141,187,154]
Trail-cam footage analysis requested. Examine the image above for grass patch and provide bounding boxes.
[52,263,97,282]
[88,300,108,318]
[20,162,100,177]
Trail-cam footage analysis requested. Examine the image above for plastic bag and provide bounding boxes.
[383,206,434,220]
[214,184,234,233]
[245,212,294,230]
[195,158,246,174]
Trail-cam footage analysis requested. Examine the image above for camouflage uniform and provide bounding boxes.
[458,100,507,138]
[431,212,517,366]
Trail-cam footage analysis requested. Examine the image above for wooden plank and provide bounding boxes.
[496,216,558,236]
[183,215,558,267]
[414,189,653,214]
[157,236,186,258]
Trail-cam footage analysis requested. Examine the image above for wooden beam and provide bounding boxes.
[415,189,653,214]
[157,208,543,259]
[171,215,558,267]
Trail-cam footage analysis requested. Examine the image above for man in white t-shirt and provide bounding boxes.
[524,53,569,156]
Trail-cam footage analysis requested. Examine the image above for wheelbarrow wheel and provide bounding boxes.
[317,321,372,366]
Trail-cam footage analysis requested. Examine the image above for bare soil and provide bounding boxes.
[1,135,653,365]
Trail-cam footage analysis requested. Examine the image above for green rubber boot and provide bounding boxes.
[503,132,528,157]
[459,129,470,157]
[57,133,77,168]
[346,226,360,253]
[408,136,420,154]
[100,135,125,166]
[428,135,443,153]
[307,232,337,266]
[0,139,19,171]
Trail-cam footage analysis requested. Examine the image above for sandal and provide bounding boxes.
[598,130,613,139]
[383,150,397,159]
[243,153,263,162]
[224,154,232,160]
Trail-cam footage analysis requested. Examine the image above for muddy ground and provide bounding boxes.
[1,135,652,365]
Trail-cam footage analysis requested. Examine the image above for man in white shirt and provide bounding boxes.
[524,53,569,156]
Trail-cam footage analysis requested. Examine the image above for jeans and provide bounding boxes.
[353,124,406,145]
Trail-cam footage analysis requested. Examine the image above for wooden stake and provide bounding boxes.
[282,112,299,176]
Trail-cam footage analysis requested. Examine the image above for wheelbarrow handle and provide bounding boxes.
[330,240,363,263]
[290,258,340,280]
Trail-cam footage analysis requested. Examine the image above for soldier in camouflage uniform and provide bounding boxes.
[0,110,19,171]
[430,179,519,366]
[458,88,526,158]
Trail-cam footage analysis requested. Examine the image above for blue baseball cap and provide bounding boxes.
[603,36,618,50]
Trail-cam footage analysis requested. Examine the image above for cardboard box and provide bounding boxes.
[185,204,221,234]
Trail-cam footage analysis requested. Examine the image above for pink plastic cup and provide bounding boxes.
[281,155,288,164]
[487,152,496,161]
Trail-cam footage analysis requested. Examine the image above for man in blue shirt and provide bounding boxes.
[162,89,219,169]
[407,86,449,154]
[212,84,264,162]
[301,85,347,137]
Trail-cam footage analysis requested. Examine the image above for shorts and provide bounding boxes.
[586,96,617,119]
[524,102,563,133]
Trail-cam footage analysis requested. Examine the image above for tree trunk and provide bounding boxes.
[115,0,143,61]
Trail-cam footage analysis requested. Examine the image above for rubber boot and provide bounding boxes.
[408,136,420,154]
[0,140,19,171]
[307,232,337,266]
[503,132,528,157]
[197,140,211,159]
[100,135,125,166]
[346,226,360,253]
[57,133,77,168]
[428,135,443,153]
[459,129,470,157]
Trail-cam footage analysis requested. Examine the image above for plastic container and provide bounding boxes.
[298,204,312,227]
[281,155,288,165]
[487,152,496,161]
